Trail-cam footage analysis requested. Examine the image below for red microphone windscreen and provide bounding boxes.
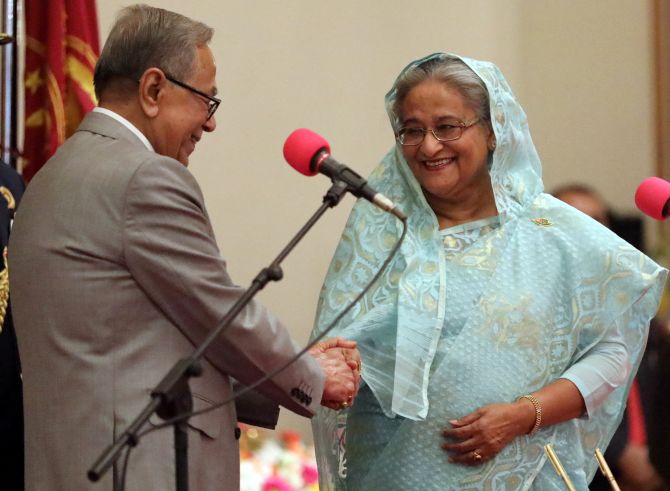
[635,177,670,220]
[283,128,331,176]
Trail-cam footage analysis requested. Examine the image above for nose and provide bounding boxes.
[418,130,443,156]
[203,114,216,132]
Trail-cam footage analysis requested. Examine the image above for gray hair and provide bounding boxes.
[388,55,490,132]
[94,4,213,99]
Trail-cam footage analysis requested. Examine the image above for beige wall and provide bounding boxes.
[97,0,655,440]
[519,1,655,209]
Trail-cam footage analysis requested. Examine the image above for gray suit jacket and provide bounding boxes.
[9,111,325,491]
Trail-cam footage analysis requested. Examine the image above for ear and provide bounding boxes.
[137,68,166,119]
[486,124,497,151]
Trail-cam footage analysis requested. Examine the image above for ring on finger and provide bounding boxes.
[473,450,482,462]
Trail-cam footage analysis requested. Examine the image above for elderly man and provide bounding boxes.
[10,5,359,490]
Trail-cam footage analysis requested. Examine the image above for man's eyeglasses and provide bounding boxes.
[396,118,480,146]
[165,74,221,121]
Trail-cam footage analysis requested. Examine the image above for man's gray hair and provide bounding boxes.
[388,55,490,132]
[94,4,213,99]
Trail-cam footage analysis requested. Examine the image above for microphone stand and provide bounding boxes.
[88,178,352,491]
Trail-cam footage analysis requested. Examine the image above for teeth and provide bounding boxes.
[424,158,453,167]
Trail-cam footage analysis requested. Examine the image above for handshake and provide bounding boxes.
[309,337,361,411]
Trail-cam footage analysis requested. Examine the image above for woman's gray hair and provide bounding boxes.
[93,4,213,99]
[388,55,490,132]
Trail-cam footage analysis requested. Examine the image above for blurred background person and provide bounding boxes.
[554,183,668,491]
[552,184,610,227]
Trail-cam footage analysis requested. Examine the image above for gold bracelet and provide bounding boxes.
[517,394,542,435]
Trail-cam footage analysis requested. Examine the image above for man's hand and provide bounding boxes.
[309,337,361,410]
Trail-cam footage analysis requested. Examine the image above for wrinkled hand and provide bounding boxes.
[309,337,361,410]
[441,402,531,465]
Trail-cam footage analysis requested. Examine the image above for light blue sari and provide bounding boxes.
[311,53,667,490]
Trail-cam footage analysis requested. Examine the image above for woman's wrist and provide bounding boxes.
[515,394,542,435]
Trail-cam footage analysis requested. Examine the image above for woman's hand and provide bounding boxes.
[309,337,362,410]
[441,400,536,465]
[443,380,587,465]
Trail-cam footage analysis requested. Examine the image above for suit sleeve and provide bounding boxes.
[122,157,324,417]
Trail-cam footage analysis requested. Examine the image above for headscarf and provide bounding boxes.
[311,53,667,489]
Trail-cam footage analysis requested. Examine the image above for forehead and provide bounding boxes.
[400,79,472,123]
[191,46,216,76]
[188,46,216,93]
[558,191,607,214]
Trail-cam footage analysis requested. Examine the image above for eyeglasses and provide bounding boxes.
[165,74,221,121]
[396,118,480,146]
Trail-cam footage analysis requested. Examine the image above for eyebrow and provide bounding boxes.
[400,117,421,126]
[400,115,464,126]
[436,115,463,122]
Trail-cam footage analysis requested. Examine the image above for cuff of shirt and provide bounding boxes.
[560,373,595,418]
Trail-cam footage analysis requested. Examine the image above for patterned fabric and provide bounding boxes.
[24,0,99,181]
[310,53,667,490]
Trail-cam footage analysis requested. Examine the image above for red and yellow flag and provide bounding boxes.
[23,0,99,181]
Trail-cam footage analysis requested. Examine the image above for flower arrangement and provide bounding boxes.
[239,425,319,491]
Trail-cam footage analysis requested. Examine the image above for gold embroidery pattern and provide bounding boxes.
[0,186,15,211]
[532,218,552,226]
[0,186,16,331]
[0,247,8,332]
[444,220,503,272]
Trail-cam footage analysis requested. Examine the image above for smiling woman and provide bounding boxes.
[309,53,667,490]
[396,78,496,229]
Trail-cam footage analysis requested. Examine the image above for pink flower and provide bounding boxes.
[301,464,318,485]
[262,475,293,491]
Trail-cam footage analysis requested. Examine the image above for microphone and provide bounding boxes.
[635,177,670,220]
[283,128,406,220]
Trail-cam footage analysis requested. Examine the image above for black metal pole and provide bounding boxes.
[174,422,189,490]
